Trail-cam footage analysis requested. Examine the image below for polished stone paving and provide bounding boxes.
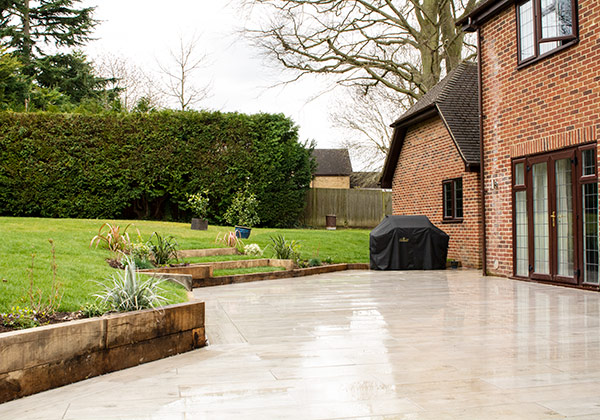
[2,269,600,419]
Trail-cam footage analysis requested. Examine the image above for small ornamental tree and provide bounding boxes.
[224,189,260,227]
[186,191,209,219]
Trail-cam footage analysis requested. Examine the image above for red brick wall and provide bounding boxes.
[391,116,482,268]
[480,0,600,276]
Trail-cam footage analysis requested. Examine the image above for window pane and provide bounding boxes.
[533,162,549,274]
[519,0,535,61]
[515,162,525,185]
[583,183,599,284]
[541,0,573,39]
[555,158,574,277]
[583,149,596,176]
[454,179,463,218]
[443,182,453,218]
[539,40,560,55]
[515,190,529,277]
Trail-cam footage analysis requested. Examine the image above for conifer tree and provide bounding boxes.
[0,0,96,64]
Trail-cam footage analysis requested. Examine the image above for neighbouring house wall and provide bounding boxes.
[480,0,600,277]
[311,176,351,189]
[391,116,482,268]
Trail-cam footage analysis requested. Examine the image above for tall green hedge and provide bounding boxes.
[0,111,315,227]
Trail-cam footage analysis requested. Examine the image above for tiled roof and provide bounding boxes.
[312,149,353,176]
[391,61,480,164]
[457,0,514,30]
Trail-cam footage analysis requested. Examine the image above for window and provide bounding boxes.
[443,178,463,222]
[517,0,577,65]
[511,145,599,286]
[580,146,598,285]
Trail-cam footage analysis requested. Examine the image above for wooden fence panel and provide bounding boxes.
[302,188,392,228]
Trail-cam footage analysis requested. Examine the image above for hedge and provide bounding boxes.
[0,111,315,227]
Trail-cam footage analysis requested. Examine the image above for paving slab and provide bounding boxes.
[1,269,600,419]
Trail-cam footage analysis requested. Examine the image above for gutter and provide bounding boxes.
[477,28,487,276]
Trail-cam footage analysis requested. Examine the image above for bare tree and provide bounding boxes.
[242,0,477,100]
[93,53,165,111]
[330,85,407,170]
[157,34,211,111]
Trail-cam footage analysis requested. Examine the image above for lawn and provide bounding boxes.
[0,217,370,312]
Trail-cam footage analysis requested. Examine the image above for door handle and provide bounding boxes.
[550,211,556,227]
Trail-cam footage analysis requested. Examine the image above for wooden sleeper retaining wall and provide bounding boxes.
[0,301,206,404]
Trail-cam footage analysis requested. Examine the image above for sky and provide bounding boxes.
[80,0,349,160]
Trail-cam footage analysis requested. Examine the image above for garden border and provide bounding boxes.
[194,263,370,287]
[0,301,205,404]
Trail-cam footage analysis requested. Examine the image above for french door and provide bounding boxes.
[528,150,577,283]
[513,145,599,286]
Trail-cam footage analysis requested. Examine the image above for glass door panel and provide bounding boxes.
[533,162,550,275]
[583,183,599,284]
[515,190,529,277]
[555,158,574,277]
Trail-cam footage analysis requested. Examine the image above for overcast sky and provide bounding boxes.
[80,0,347,158]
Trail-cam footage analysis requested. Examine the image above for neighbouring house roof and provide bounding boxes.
[457,0,515,31]
[380,61,480,188]
[313,149,353,176]
[350,172,382,189]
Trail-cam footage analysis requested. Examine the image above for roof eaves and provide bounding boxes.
[457,0,515,31]
[381,106,439,188]
[390,104,437,128]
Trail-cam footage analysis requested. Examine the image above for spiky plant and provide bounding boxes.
[95,256,166,312]
[269,234,301,263]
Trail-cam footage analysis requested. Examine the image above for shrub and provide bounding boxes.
[94,256,167,312]
[148,232,179,266]
[269,234,301,263]
[307,258,322,267]
[215,231,245,254]
[223,189,260,227]
[124,241,154,269]
[244,243,263,256]
[81,301,106,318]
[0,111,315,226]
[186,191,209,219]
[90,223,133,254]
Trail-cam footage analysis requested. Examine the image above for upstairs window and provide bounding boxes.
[517,0,578,64]
[443,178,463,222]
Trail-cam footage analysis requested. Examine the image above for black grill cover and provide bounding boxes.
[370,215,449,270]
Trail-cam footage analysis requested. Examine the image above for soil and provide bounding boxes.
[168,262,190,267]
[0,311,86,333]
[106,258,124,269]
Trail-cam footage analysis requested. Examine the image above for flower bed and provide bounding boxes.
[0,301,205,403]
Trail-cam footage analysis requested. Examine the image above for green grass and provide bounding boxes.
[183,255,259,264]
[213,266,286,277]
[0,217,370,312]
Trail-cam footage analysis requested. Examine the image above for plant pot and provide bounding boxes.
[234,226,251,239]
[191,218,208,231]
[325,214,336,230]
[447,260,461,269]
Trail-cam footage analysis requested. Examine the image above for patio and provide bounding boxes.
[1,269,600,419]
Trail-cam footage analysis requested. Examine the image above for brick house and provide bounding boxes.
[456,0,600,288]
[380,62,483,268]
[310,149,353,189]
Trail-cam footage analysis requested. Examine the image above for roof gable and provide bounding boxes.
[380,62,480,188]
[312,149,353,176]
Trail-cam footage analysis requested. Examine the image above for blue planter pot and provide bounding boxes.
[235,226,251,239]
